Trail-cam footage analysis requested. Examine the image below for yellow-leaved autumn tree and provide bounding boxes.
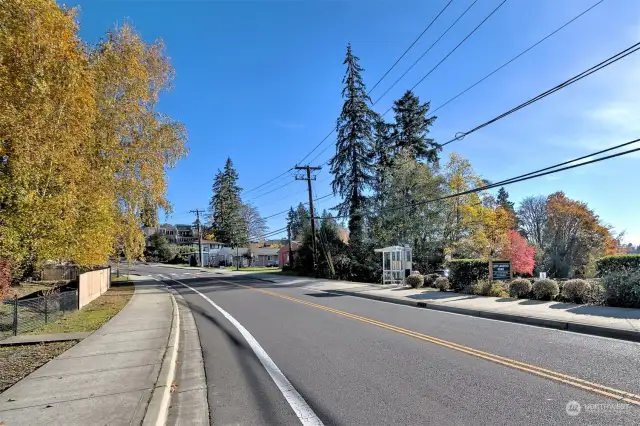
[0,0,96,276]
[89,23,188,262]
[0,1,187,280]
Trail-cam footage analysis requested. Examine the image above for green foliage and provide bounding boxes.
[448,259,489,292]
[424,273,440,288]
[532,279,559,300]
[471,279,492,296]
[287,203,310,240]
[406,273,424,289]
[508,278,532,298]
[329,43,375,246]
[209,158,247,247]
[561,279,591,304]
[145,233,178,262]
[488,282,509,298]
[601,271,640,308]
[596,255,640,276]
[471,280,508,297]
[391,90,438,163]
[435,277,450,291]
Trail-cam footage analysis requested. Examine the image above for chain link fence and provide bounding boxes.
[0,290,78,340]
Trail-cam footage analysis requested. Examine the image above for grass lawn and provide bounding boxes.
[0,285,134,392]
[111,273,131,282]
[29,285,134,334]
[5,281,68,299]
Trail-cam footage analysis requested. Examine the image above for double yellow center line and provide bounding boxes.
[233,282,640,406]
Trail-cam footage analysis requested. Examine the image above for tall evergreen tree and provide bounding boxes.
[329,43,375,246]
[209,158,247,246]
[497,186,517,228]
[369,115,394,206]
[287,202,310,240]
[391,90,438,163]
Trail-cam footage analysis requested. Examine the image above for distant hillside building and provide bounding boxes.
[143,223,197,245]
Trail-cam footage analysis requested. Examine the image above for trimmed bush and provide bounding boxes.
[561,279,591,304]
[488,282,509,298]
[596,255,640,276]
[602,271,640,308]
[448,259,489,292]
[471,279,492,296]
[532,279,560,300]
[435,277,450,291]
[406,273,424,289]
[587,280,606,305]
[424,273,440,288]
[460,284,475,295]
[509,278,532,299]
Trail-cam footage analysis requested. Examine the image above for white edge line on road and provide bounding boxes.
[167,277,325,426]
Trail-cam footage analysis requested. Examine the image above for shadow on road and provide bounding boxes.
[178,294,340,426]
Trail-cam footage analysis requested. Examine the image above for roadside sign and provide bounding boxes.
[539,272,547,279]
[490,260,512,281]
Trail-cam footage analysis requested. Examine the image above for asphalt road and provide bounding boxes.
[127,264,640,425]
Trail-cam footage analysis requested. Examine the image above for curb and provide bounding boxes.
[327,289,640,343]
[142,289,181,426]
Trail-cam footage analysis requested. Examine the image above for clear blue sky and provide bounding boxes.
[67,0,640,244]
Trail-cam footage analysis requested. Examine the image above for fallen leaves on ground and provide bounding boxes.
[0,341,77,392]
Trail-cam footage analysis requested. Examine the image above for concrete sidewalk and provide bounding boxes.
[0,280,177,426]
[239,272,640,342]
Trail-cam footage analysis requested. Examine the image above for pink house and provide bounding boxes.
[278,242,300,268]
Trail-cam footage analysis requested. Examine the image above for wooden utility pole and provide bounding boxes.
[287,223,293,268]
[295,165,321,272]
[190,209,205,267]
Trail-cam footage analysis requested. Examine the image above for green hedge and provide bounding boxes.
[602,270,640,308]
[448,259,489,292]
[596,255,640,276]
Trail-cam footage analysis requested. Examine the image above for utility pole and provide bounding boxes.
[295,165,321,273]
[287,223,293,268]
[190,209,205,267]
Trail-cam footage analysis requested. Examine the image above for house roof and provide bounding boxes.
[253,247,280,255]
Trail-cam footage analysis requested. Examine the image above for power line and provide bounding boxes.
[261,226,289,238]
[403,0,508,100]
[309,0,505,166]
[372,0,480,106]
[249,179,297,201]
[428,0,604,117]
[325,137,640,220]
[439,40,640,148]
[296,1,453,166]
[242,167,294,196]
[262,193,335,220]
[367,0,453,95]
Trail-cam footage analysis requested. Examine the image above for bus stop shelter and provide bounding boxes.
[374,245,412,285]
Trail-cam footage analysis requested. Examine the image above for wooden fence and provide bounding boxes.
[78,266,111,309]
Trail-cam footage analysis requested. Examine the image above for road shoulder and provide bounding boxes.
[166,285,210,426]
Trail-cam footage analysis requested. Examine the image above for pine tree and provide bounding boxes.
[391,90,438,163]
[329,43,375,247]
[287,203,310,240]
[370,115,394,206]
[209,158,247,246]
[497,186,517,228]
